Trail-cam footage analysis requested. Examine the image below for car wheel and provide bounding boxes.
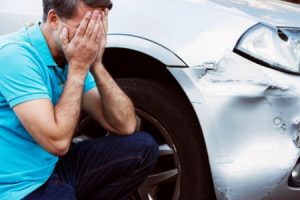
[116,78,216,200]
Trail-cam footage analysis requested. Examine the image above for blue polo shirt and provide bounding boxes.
[0,23,96,199]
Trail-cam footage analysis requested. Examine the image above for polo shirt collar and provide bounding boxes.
[27,22,57,67]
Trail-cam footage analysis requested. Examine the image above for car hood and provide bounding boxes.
[109,0,300,66]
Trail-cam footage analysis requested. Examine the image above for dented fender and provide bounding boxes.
[168,51,300,200]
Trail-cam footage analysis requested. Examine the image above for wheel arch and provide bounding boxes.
[106,34,187,67]
[104,34,188,83]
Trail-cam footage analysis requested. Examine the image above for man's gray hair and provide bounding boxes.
[42,0,113,22]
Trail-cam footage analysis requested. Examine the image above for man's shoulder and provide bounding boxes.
[0,29,35,57]
[0,34,42,74]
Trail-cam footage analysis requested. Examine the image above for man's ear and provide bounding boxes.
[47,9,60,30]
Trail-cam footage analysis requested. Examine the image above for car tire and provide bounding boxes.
[116,78,216,200]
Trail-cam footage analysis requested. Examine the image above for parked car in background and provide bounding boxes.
[1,0,300,199]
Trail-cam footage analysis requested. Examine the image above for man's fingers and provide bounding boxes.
[59,27,69,51]
[84,10,100,39]
[90,14,101,41]
[96,21,104,44]
[102,9,109,33]
[75,11,92,37]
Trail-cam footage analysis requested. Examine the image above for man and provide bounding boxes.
[0,0,159,199]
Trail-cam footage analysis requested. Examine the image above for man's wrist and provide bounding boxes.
[68,62,89,75]
[91,61,106,74]
[92,61,104,69]
[68,67,88,82]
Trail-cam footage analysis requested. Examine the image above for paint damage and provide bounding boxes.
[190,51,300,199]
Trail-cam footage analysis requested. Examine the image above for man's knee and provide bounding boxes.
[118,131,159,168]
[134,131,159,162]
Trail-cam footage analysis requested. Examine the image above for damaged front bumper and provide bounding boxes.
[168,51,300,200]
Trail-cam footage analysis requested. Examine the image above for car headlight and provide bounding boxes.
[234,22,300,74]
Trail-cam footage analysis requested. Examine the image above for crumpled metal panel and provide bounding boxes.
[168,51,300,199]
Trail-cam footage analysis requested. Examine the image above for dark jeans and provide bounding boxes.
[24,131,159,200]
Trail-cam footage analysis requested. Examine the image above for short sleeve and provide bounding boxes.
[0,44,50,108]
[84,71,96,93]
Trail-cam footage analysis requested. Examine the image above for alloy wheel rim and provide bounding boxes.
[131,108,181,200]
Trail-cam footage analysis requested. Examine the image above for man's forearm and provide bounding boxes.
[53,69,86,147]
[91,62,137,134]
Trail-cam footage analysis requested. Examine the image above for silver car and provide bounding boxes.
[1,0,300,199]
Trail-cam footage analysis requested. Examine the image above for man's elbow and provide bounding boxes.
[49,139,70,156]
[117,119,137,135]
